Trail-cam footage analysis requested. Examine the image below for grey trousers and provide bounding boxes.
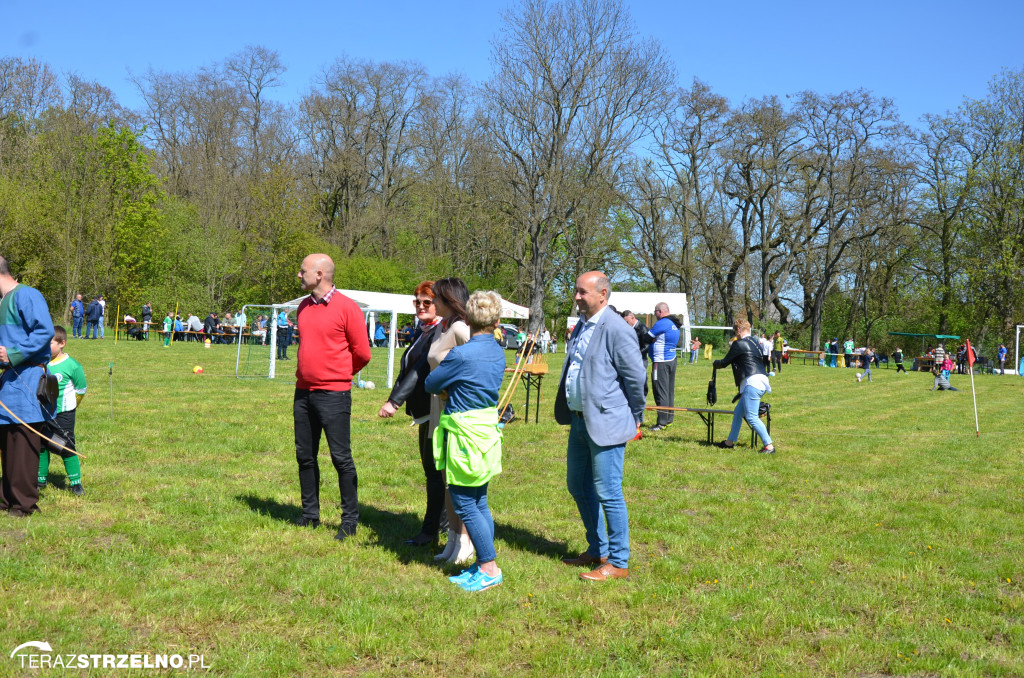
[652,359,677,426]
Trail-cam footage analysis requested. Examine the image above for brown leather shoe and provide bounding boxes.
[580,563,629,581]
[561,552,608,567]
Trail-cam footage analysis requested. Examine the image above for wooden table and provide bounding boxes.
[505,363,548,424]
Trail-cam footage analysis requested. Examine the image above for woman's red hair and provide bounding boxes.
[414,280,435,298]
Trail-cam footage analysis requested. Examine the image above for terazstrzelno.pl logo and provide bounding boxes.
[10,641,210,670]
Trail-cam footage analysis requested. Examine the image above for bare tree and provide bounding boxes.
[654,79,730,312]
[481,0,673,330]
[619,158,679,290]
[789,90,906,349]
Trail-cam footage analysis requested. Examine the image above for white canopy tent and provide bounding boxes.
[283,290,530,320]
[566,292,700,348]
[255,290,530,386]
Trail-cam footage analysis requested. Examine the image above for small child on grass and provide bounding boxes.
[38,325,87,495]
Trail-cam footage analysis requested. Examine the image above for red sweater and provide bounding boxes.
[295,292,372,391]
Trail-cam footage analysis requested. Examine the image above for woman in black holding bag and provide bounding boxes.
[377,281,446,545]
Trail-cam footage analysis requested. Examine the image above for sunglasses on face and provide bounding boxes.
[413,299,434,307]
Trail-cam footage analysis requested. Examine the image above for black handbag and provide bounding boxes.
[706,368,717,406]
[37,368,58,411]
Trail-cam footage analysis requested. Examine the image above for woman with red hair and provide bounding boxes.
[378,281,446,545]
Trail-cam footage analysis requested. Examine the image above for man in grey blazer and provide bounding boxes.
[555,271,646,581]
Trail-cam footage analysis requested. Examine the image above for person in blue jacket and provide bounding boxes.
[425,290,507,592]
[0,255,55,516]
[69,294,84,338]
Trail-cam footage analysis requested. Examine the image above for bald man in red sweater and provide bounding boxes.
[293,253,372,541]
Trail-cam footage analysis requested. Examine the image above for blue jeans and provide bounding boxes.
[99,319,104,338]
[728,384,772,447]
[449,483,497,564]
[566,414,630,568]
[72,316,83,338]
[86,320,98,339]
[690,349,698,363]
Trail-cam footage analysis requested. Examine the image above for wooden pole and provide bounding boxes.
[499,331,538,419]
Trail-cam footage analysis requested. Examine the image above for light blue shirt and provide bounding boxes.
[564,305,609,411]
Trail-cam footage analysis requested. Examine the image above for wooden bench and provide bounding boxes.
[645,405,772,446]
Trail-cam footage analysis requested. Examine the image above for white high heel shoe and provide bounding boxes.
[434,529,458,561]
[447,532,475,565]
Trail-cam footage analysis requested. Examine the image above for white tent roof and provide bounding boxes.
[606,292,689,317]
[283,289,530,319]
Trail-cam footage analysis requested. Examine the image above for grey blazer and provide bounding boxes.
[554,308,647,446]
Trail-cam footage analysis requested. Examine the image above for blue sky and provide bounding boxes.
[1,0,1022,125]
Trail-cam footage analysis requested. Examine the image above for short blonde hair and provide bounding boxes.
[466,290,503,331]
[733,316,751,334]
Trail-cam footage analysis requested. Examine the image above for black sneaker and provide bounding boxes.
[71,484,85,496]
[716,440,736,449]
[758,445,776,455]
[294,517,320,528]
[650,423,672,432]
[334,524,357,542]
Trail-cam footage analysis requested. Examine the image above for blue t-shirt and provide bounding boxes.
[647,317,680,362]
[425,334,506,413]
[374,325,386,341]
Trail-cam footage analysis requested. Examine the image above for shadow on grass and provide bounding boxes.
[494,521,570,561]
[39,473,70,491]
[236,493,303,523]
[359,502,571,566]
[360,504,433,565]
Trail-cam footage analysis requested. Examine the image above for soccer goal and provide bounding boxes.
[1014,324,1024,376]
[235,302,400,389]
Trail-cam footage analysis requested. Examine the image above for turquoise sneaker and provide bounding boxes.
[448,564,479,585]
[459,570,503,592]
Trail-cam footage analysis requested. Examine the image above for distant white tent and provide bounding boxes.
[283,290,530,319]
[567,291,700,347]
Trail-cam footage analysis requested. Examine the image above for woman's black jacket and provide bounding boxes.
[386,323,441,418]
[713,335,767,388]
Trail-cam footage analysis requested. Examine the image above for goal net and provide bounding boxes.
[235,303,400,390]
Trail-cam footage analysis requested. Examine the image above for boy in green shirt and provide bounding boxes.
[38,326,87,495]
[163,312,173,347]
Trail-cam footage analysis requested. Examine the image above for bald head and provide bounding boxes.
[574,271,611,318]
[298,253,336,297]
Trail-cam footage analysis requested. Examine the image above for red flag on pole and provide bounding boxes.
[965,339,976,367]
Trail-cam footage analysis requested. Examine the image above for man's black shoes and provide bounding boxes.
[335,524,357,542]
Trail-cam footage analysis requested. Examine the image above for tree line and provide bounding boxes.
[1,0,1021,352]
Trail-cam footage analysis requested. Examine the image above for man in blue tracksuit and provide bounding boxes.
[647,302,681,432]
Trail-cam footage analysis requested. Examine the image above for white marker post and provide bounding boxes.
[966,340,979,437]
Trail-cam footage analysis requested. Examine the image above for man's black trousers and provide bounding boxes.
[652,359,676,426]
[293,389,358,527]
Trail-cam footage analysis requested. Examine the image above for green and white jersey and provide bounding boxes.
[49,353,87,414]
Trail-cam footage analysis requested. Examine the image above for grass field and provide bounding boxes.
[2,337,1022,676]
